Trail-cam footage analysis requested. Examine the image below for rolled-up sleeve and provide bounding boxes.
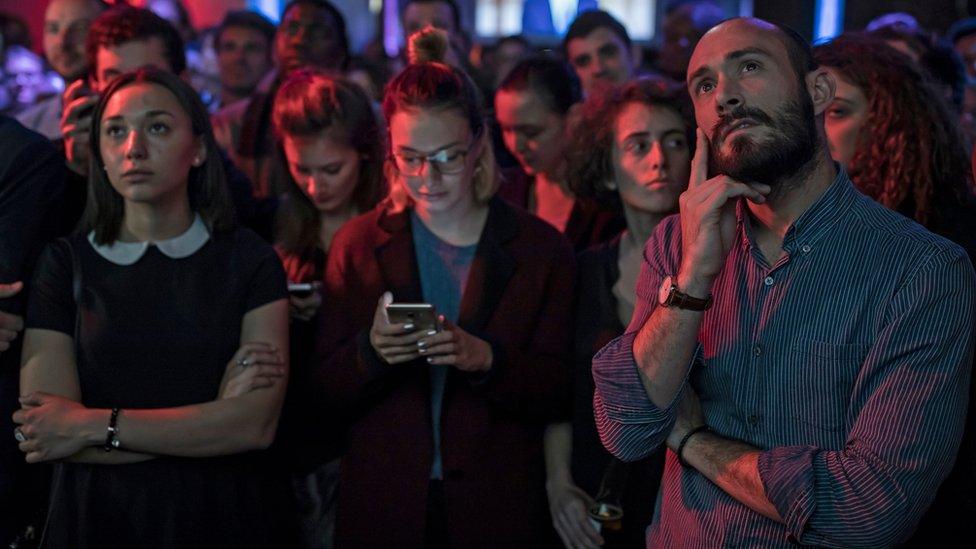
[593,216,694,461]
[758,246,976,548]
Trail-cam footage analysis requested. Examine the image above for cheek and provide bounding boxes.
[825,120,858,164]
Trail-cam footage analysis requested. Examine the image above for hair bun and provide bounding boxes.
[407,25,451,65]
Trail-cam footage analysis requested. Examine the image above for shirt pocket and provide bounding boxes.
[781,338,868,437]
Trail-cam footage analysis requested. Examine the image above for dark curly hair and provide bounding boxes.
[566,77,694,208]
[814,33,974,232]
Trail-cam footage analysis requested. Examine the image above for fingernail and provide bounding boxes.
[426,357,433,363]
[418,347,427,354]
[404,323,414,331]
[426,330,437,336]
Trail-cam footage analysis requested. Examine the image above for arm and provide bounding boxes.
[544,422,603,549]
[17,300,289,462]
[753,248,976,547]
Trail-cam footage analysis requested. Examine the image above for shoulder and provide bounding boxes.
[501,198,575,260]
[0,115,57,160]
[331,207,387,252]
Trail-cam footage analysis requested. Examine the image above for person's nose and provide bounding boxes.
[648,141,667,170]
[124,130,147,160]
[715,77,743,115]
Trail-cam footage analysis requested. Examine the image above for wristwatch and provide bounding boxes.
[658,275,713,311]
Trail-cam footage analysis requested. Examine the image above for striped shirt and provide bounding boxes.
[592,170,976,547]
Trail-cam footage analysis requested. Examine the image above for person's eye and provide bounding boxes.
[286,22,300,35]
[665,137,687,149]
[742,61,761,73]
[522,129,542,139]
[148,122,169,135]
[401,156,422,167]
[324,163,343,175]
[695,80,714,95]
[625,139,650,154]
[442,151,464,162]
[826,107,849,119]
[104,125,125,138]
[293,165,310,176]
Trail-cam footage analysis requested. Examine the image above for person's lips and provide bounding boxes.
[121,168,153,181]
[721,118,760,141]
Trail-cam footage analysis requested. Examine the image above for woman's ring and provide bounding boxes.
[237,357,249,368]
[13,428,26,443]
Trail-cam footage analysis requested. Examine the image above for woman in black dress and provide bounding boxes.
[14,68,291,548]
[545,77,694,548]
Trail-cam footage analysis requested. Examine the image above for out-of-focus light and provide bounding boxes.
[384,0,399,57]
[369,0,382,14]
[249,0,279,23]
[739,0,753,17]
[814,0,845,42]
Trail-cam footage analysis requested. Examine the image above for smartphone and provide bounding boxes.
[287,281,321,298]
[385,302,439,332]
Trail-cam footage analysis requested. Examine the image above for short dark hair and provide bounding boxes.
[498,55,581,116]
[567,77,694,208]
[562,10,632,53]
[214,10,276,52]
[403,0,462,33]
[947,17,976,45]
[281,0,350,65]
[86,6,186,78]
[85,67,234,244]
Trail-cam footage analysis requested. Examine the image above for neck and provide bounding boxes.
[413,199,489,246]
[318,206,358,248]
[746,150,837,241]
[120,195,194,242]
[621,203,668,251]
[534,167,572,198]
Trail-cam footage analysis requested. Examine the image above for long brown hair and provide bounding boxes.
[85,67,233,244]
[272,69,385,254]
[814,34,974,231]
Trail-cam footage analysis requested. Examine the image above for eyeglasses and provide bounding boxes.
[391,137,477,177]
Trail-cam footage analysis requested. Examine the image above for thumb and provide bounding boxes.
[0,281,23,299]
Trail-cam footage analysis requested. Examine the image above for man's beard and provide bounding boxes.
[708,96,818,195]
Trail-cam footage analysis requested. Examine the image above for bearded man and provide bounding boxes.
[592,17,976,547]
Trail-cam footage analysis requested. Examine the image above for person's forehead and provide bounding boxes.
[104,81,181,116]
[222,25,269,44]
[567,26,626,54]
[45,0,101,21]
[689,21,788,76]
[98,37,171,71]
[282,4,335,26]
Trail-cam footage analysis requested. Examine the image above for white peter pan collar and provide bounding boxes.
[88,214,210,265]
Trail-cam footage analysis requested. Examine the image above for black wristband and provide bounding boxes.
[677,425,710,467]
[103,407,120,452]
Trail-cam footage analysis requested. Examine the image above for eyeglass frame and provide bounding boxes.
[388,128,483,177]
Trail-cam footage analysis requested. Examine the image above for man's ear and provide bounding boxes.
[807,68,835,116]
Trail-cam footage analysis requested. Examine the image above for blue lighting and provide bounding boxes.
[814,0,845,42]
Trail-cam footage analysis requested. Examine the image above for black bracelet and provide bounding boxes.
[103,407,120,452]
[677,425,710,468]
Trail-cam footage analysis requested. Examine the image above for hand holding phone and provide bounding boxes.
[369,292,432,365]
[287,281,322,321]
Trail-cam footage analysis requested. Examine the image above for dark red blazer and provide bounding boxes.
[313,197,575,547]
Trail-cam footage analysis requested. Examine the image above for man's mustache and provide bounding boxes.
[712,106,775,140]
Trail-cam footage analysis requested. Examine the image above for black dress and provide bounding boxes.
[572,235,665,548]
[26,224,290,548]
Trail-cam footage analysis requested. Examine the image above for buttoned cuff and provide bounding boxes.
[758,445,818,543]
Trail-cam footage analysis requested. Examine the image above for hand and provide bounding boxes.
[0,281,24,354]
[547,479,603,549]
[12,392,99,463]
[219,342,286,399]
[677,129,770,295]
[369,292,428,365]
[61,80,98,176]
[416,316,492,372]
[289,290,322,322]
[666,385,705,451]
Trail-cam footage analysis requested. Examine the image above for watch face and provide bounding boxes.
[659,275,674,306]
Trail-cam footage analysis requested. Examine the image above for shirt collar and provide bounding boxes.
[738,165,855,254]
[88,214,210,265]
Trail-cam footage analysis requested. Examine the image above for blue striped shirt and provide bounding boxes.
[592,170,976,547]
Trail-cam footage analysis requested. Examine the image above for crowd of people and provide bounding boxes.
[1,0,975,547]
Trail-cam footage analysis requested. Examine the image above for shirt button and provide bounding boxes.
[801,245,811,253]
[764,276,774,286]
[753,345,762,356]
[748,414,760,426]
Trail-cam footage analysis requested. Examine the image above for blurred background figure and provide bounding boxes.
[1,45,60,116]
[654,0,726,82]
[494,55,624,251]
[481,34,530,89]
[16,0,106,139]
[214,10,275,108]
[562,9,637,97]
